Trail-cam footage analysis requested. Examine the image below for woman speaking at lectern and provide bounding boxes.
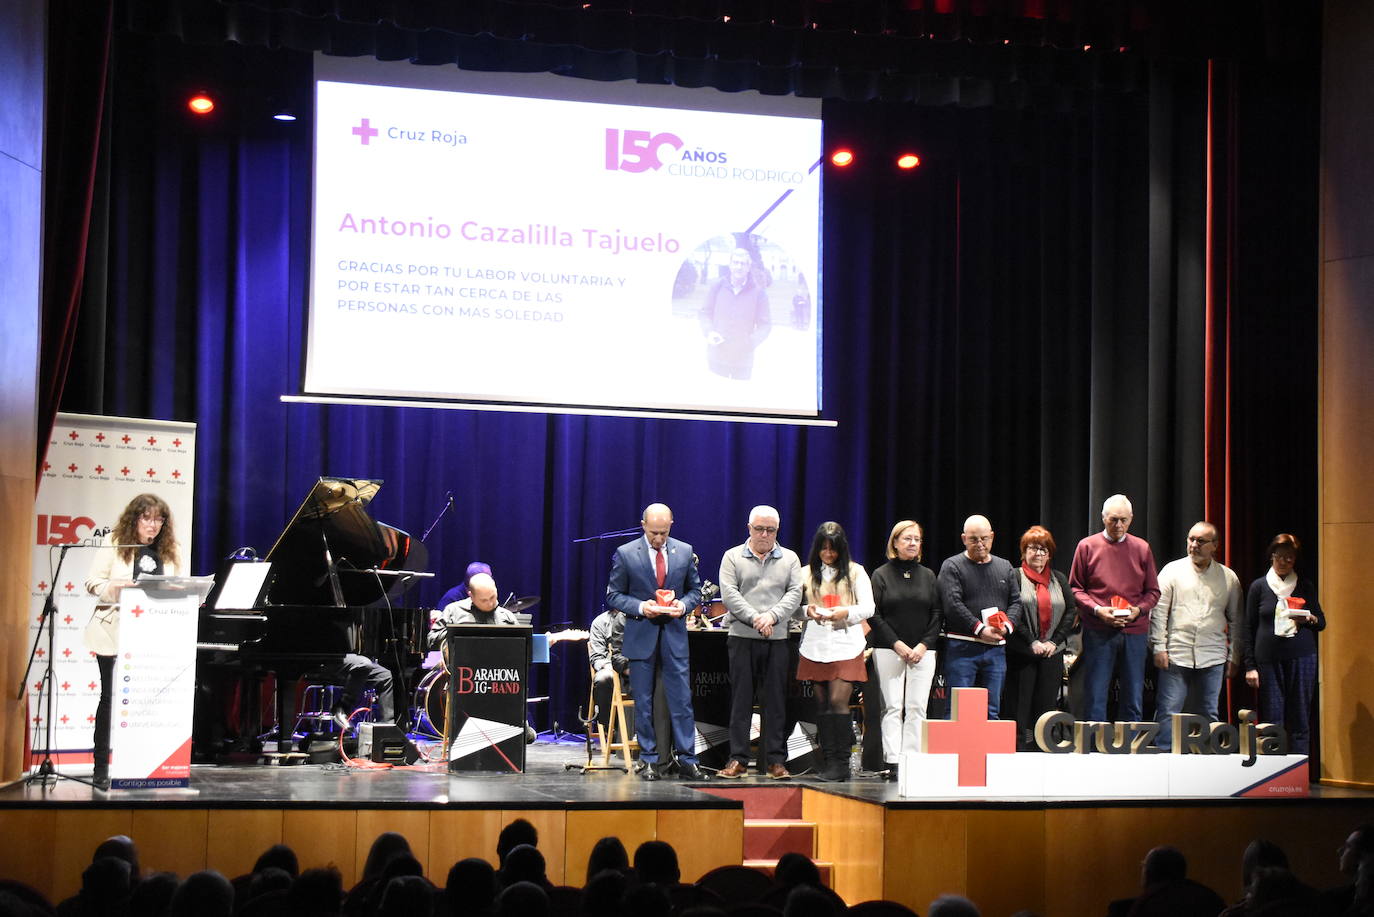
[84,493,181,789]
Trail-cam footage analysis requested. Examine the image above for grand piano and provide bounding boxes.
[197,477,429,757]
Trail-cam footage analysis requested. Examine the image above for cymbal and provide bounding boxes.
[503,595,541,614]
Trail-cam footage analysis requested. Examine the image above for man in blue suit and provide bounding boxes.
[606,502,707,781]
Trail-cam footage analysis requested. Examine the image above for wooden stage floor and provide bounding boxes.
[3,739,1372,914]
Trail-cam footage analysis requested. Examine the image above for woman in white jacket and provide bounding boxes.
[797,521,873,781]
[84,493,181,788]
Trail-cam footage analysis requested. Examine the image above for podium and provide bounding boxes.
[444,624,532,773]
[110,575,213,789]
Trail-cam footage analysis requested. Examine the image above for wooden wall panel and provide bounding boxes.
[0,0,43,785]
[1319,259,1374,524]
[354,810,431,880]
[0,809,58,894]
[498,809,567,883]
[1043,807,1151,914]
[966,810,1044,916]
[803,789,885,905]
[4,796,1374,910]
[1320,0,1374,265]
[284,810,359,886]
[656,809,743,884]
[49,810,134,901]
[1319,0,1374,788]
[132,810,209,879]
[882,810,966,911]
[428,810,504,879]
[565,810,656,886]
[1318,517,1374,786]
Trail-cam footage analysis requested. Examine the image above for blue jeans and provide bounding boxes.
[1079,628,1147,722]
[942,640,1007,719]
[1154,661,1225,751]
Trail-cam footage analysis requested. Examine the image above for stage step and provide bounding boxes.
[692,786,830,886]
[743,859,834,885]
[693,784,804,819]
[743,818,817,860]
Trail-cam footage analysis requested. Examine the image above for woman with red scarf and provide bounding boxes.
[1004,526,1077,750]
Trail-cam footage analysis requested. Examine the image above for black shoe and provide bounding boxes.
[92,750,111,791]
[640,762,663,781]
[885,763,899,783]
[677,762,707,781]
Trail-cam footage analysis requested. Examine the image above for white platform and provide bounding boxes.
[897,751,1310,799]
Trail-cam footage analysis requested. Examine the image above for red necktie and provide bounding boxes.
[655,548,666,588]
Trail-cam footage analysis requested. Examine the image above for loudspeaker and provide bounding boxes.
[357,722,420,764]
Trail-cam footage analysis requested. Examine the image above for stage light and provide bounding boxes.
[273,107,297,122]
[830,149,854,167]
[187,92,215,115]
[896,153,921,170]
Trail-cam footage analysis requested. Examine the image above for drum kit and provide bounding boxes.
[411,595,590,739]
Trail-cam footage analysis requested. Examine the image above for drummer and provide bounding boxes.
[427,573,517,649]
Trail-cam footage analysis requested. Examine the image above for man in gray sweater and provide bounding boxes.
[937,514,1021,719]
[717,505,804,778]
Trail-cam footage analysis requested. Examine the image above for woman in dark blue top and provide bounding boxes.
[1242,533,1326,755]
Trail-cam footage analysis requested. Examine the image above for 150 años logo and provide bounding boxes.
[1035,709,1287,766]
[605,128,731,172]
[605,128,684,172]
[36,514,98,545]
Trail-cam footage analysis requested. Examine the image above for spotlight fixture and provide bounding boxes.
[830,149,854,167]
[187,91,215,115]
[273,107,297,122]
[896,153,921,169]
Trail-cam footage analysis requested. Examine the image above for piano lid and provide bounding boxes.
[264,477,424,607]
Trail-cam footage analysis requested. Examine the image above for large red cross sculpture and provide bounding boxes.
[923,687,1017,786]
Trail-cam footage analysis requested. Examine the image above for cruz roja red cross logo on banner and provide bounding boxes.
[923,687,1017,786]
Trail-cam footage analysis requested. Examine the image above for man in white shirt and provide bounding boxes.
[1149,521,1242,750]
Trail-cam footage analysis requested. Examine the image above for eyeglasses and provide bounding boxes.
[140,514,166,524]
[1105,516,1132,525]
[1186,536,1213,544]
[750,525,778,535]
[964,534,991,543]
[897,536,922,544]
[1025,545,1049,555]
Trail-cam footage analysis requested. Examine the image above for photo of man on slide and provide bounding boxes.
[698,245,772,380]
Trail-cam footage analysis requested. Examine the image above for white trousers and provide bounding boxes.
[872,647,937,764]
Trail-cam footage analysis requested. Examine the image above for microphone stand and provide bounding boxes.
[18,542,96,789]
[420,492,455,542]
[571,526,641,544]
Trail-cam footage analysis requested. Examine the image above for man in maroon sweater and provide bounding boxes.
[1068,494,1161,723]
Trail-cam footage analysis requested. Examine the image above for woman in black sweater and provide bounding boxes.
[1242,533,1326,755]
[868,520,944,781]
